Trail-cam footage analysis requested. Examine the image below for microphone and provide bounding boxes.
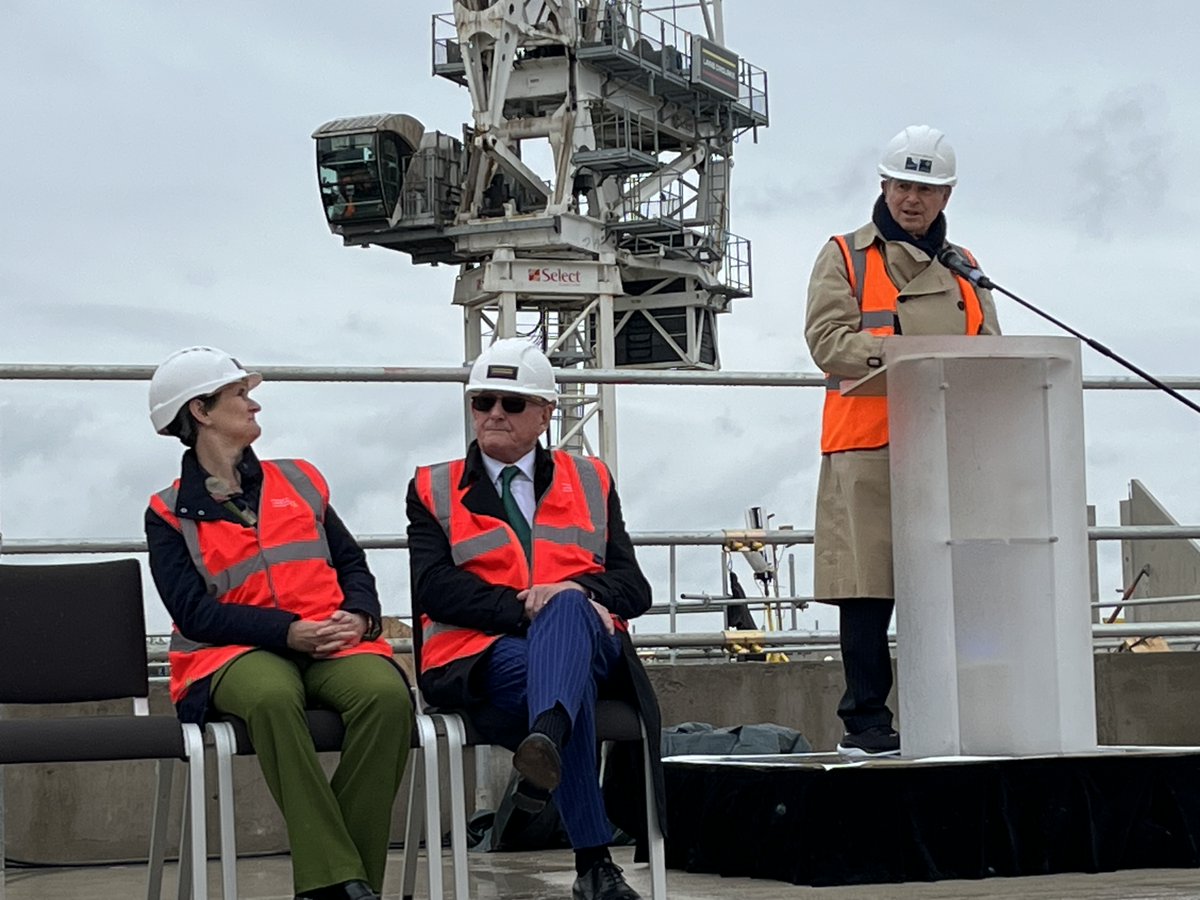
[937,245,994,289]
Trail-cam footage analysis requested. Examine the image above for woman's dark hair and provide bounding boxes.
[166,393,220,447]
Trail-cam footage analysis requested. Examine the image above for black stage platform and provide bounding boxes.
[662,748,1200,887]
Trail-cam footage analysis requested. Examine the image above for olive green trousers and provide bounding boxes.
[211,650,413,894]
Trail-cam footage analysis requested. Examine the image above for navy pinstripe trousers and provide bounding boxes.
[483,589,623,848]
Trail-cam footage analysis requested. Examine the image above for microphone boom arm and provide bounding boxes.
[937,246,1200,417]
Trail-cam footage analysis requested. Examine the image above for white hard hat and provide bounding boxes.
[149,346,262,434]
[877,125,957,186]
[466,338,557,402]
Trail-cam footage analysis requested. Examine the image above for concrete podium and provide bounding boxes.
[845,336,1097,758]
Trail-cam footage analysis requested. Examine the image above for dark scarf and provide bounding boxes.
[872,193,946,258]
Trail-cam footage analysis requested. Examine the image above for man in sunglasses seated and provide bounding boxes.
[405,338,662,900]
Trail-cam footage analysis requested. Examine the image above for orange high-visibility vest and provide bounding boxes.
[413,450,613,673]
[148,458,391,703]
[820,234,985,454]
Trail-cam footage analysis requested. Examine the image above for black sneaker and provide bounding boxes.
[836,725,900,758]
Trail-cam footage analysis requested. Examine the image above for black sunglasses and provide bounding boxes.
[470,394,534,414]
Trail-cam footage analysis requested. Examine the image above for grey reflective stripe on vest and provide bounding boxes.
[451,528,510,566]
[842,233,867,305]
[825,236,890,394]
[535,523,608,560]
[176,519,215,594]
[574,456,607,539]
[861,310,897,329]
[428,455,609,565]
[156,485,179,509]
[841,236,895,331]
[155,486,212,590]
[425,461,510,565]
[428,462,453,532]
[181,536,332,597]
[423,619,460,642]
[156,463,332,598]
[532,456,608,560]
[274,459,325,519]
[420,617,489,669]
[273,459,331,562]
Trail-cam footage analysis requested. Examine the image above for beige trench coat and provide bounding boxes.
[805,221,1001,600]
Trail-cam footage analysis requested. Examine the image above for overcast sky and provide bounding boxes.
[2,1,1199,635]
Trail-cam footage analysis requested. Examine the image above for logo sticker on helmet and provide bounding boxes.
[487,364,519,380]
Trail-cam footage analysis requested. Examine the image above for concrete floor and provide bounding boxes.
[4,847,1200,900]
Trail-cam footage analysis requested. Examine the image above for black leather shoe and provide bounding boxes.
[572,859,643,900]
[514,731,562,791]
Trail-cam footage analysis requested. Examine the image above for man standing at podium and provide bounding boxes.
[804,125,1000,757]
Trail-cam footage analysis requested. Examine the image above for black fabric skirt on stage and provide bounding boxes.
[663,750,1200,887]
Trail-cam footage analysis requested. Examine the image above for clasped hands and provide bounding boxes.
[519,580,614,635]
[286,609,369,658]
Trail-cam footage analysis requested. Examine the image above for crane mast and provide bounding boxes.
[313,0,768,472]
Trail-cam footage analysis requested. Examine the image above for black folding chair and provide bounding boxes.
[402,607,666,900]
[207,690,444,899]
[0,559,207,900]
[418,701,666,899]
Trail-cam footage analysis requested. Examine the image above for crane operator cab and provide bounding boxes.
[312,114,425,229]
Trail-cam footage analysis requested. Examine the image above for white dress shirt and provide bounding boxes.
[480,448,537,524]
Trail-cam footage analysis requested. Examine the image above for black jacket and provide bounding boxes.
[406,441,666,836]
[406,442,649,700]
[145,447,383,723]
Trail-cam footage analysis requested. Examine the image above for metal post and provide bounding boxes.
[596,265,619,473]
[668,545,678,634]
[463,300,485,447]
[554,305,588,457]
[789,552,798,629]
[668,544,678,663]
[497,290,518,338]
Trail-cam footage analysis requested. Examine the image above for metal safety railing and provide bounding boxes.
[5,362,1200,656]
[7,526,1200,650]
[4,363,1200,390]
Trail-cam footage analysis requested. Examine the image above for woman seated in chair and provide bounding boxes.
[144,346,412,900]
